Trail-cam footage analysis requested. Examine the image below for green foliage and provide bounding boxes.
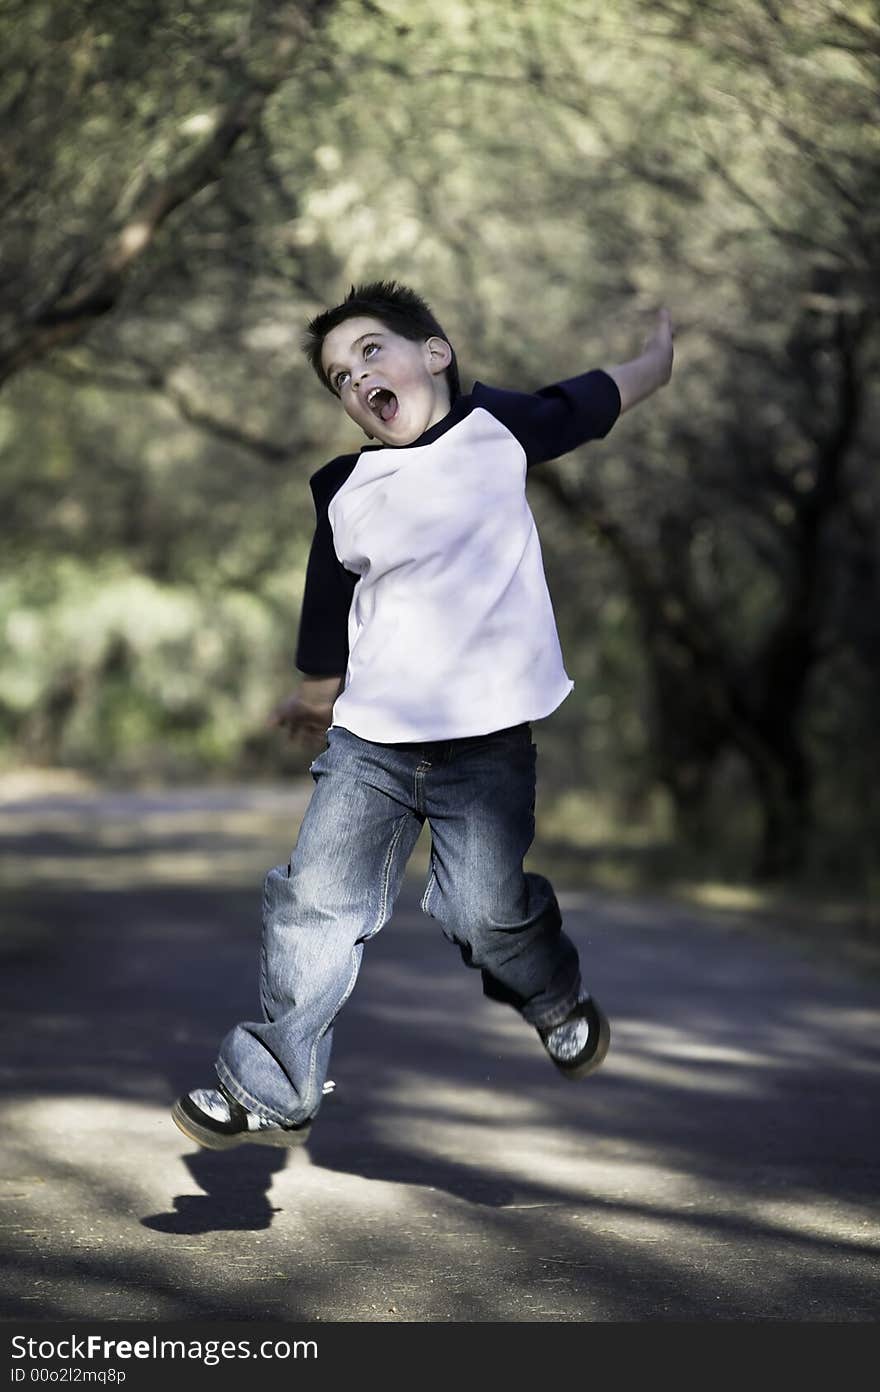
[0,543,316,777]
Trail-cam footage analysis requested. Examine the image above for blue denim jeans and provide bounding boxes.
[216,722,582,1125]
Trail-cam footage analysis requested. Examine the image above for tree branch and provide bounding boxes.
[41,355,296,464]
[0,1,334,389]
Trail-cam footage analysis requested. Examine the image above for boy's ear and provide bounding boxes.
[424,335,453,375]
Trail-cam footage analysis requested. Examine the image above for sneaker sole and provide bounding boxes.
[171,1099,312,1151]
[551,1004,611,1080]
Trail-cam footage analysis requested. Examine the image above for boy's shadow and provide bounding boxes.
[141,1132,524,1236]
[142,1147,289,1234]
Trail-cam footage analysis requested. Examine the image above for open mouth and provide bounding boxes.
[366,386,399,423]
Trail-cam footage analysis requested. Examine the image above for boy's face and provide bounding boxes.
[319,315,453,447]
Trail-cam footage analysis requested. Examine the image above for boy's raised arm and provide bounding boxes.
[604,307,674,415]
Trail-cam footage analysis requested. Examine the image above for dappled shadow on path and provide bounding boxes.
[2,795,880,1320]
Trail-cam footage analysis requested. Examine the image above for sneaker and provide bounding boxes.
[172,1082,315,1150]
[538,995,610,1079]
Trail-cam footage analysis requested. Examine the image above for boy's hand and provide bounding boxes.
[268,676,343,750]
[605,306,675,414]
[640,307,674,387]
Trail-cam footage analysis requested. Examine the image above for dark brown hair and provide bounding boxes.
[304,280,460,400]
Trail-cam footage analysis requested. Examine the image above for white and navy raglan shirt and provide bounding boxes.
[294,369,621,743]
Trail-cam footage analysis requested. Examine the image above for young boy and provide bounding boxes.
[173,282,674,1150]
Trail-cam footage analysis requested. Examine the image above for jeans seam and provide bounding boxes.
[302,809,413,1120]
[371,812,411,938]
[301,810,411,1116]
[300,948,361,1121]
[421,862,437,916]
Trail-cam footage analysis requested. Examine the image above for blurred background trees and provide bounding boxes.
[1,0,877,894]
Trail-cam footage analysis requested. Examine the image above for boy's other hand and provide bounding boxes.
[641,306,674,385]
[606,306,674,414]
[268,676,342,750]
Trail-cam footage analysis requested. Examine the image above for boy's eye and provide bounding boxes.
[332,341,380,391]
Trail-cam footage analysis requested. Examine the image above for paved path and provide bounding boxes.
[1,783,878,1322]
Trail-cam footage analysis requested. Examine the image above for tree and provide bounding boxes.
[0,0,336,386]
[1,0,877,885]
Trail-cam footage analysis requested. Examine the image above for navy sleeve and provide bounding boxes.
[294,456,359,676]
[472,368,621,468]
